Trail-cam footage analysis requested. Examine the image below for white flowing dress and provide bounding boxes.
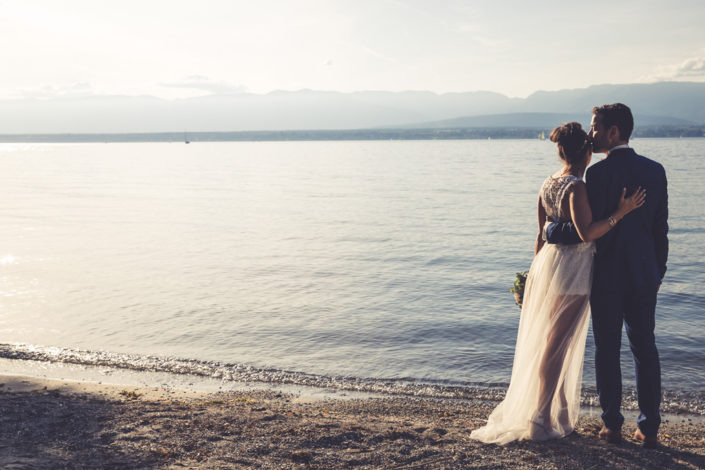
[470,175,595,444]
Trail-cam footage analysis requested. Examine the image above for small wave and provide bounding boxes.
[425,256,461,266]
[1,343,703,415]
[670,227,705,234]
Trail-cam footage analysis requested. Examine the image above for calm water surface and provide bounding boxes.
[0,139,703,393]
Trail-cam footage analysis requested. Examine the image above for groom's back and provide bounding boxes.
[586,148,668,292]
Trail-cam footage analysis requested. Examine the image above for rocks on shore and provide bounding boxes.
[1,376,704,469]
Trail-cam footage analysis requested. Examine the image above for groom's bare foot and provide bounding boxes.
[634,428,658,449]
[598,425,622,444]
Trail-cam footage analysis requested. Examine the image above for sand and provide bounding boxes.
[1,374,704,469]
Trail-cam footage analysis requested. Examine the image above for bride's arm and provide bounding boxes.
[535,195,546,255]
[568,181,645,242]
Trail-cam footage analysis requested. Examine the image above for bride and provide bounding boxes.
[470,122,646,444]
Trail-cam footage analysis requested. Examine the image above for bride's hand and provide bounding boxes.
[617,186,646,216]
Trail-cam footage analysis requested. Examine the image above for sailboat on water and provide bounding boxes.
[184,131,190,144]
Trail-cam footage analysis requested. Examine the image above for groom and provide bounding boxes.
[545,103,668,448]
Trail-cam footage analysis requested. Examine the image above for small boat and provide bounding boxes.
[184,131,190,144]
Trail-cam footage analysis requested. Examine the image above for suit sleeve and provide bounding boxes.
[653,165,669,281]
[545,220,582,244]
[586,165,607,220]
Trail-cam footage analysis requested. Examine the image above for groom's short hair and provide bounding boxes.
[592,103,634,142]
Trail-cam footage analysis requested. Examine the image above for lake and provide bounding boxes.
[0,139,703,405]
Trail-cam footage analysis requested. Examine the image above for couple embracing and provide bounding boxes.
[471,103,668,448]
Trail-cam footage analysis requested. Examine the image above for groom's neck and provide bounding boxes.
[608,142,630,155]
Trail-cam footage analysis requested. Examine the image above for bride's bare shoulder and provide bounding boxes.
[567,179,587,198]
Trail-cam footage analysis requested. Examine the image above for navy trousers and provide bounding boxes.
[590,286,661,436]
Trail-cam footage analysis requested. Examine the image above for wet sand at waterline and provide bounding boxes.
[1,375,704,469]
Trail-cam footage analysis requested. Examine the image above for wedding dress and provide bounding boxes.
[470,175,595,444]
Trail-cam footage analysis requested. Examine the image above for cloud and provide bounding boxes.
[470,35,509,49]
[159,76,247,95]
[21,82,94,99]
[649,52,705,81]
[453,22,481,33]
[673,56,705,77]
[341,41,399,63]
[450,21,507,48]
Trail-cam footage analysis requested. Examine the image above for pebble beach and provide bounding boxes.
[2,375,704,469]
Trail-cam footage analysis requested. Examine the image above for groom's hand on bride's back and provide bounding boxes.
[545,220,583,245]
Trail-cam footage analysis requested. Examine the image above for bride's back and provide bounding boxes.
[541,175,579,223]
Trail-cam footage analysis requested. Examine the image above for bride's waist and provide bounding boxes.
[549,241,595,253]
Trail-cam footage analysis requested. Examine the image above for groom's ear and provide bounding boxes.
[607,125,621,143]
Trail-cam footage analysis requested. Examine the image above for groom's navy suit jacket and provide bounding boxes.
[546,147,668,291]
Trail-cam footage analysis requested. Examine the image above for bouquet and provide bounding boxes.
[510,270,529,308]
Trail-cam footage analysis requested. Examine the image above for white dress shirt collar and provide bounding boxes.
[608,144,630,155]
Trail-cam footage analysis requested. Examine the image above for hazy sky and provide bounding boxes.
[2,0,704,100]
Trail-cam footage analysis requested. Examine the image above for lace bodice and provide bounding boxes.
[541,175,580,223]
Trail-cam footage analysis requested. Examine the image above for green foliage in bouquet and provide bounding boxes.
[510,270,529,308]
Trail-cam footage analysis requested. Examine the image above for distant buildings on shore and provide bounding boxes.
[1,126,703,143]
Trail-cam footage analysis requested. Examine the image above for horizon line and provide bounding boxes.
[3,79,704,102]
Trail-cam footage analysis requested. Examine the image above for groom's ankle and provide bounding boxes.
[598,425,622,444]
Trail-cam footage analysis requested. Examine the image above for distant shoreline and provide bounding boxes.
[1,126,704,143]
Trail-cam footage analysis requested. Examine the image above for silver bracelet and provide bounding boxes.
[608,216,617,227]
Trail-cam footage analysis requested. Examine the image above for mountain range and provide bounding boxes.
[1,81,704,134]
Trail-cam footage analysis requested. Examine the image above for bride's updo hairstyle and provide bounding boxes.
[549,122,591,164]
